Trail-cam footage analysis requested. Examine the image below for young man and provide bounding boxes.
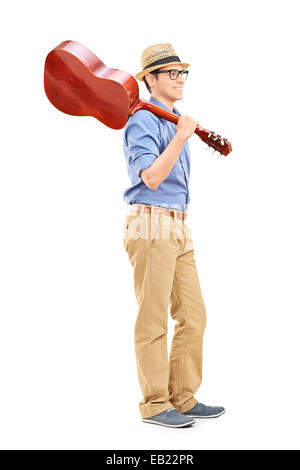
[123,43,225,428]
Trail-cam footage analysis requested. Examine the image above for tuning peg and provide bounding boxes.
[205,145,210,151]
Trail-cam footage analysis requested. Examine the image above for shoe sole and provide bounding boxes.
[184,409,226,418]
[142,418,196,428]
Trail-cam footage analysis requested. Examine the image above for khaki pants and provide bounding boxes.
[123,204,207,419]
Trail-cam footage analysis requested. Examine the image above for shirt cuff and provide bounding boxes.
[132,153,157,178]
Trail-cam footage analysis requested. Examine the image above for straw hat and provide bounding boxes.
[135,43,190,81]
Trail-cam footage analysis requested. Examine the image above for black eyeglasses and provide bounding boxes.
[151,69,189,80]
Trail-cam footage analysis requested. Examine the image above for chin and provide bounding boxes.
[171,90,182,96]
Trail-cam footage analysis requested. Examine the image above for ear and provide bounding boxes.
[144,72,152,87]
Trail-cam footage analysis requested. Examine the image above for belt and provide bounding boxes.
[132,204,187,220]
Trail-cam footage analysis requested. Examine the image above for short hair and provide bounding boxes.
[143,72,158,93]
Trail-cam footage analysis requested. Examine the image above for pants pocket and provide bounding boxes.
[123,211,161,249]
[184,222,194,251]
[123,212,143,252]
[150,215,160,246]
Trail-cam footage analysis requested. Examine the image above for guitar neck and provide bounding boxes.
[129,98,232,156]
[129,97,207,141]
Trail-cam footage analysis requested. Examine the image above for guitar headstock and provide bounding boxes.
[198,128,232,157]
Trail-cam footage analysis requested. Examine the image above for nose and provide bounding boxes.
[176,73,185,84]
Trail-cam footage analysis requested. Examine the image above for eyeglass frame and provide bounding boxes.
[150,68,189,80]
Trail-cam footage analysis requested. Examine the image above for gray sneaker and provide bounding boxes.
[142,407,196,428]
[182,401,226,418]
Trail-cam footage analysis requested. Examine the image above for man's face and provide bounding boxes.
[146,64,186,101]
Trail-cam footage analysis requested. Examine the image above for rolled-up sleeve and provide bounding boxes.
[124,111,161,180]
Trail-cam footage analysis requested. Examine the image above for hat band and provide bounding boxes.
[143,55,181,70]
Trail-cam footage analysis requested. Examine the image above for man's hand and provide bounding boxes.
[175,114,199,141]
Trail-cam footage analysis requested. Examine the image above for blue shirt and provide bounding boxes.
[122,96,191,211]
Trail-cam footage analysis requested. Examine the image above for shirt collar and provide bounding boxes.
[149,96,181,116]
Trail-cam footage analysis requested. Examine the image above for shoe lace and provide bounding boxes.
[165,407,177,416]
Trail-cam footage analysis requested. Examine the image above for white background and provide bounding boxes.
[1,0,299,450]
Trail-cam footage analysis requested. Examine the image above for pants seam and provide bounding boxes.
[147,224,151,403]
[173,270,189,409]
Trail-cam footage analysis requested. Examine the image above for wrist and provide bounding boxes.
[175,131,188,143]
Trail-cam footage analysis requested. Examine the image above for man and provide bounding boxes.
[123,43,225,428]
